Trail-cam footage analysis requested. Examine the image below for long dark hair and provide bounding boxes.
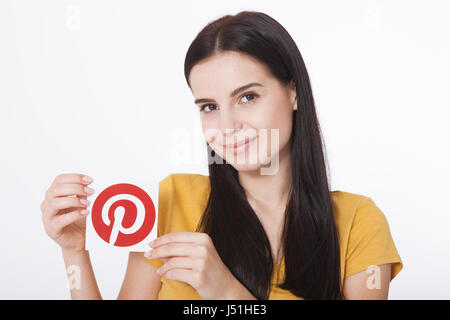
[184,11,344,300]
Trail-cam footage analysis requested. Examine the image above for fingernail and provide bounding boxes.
[149,240,155,246]
[80,209,88,215]
[80,199,89,206]
[144,249,153,258]
[82,176,93,183]
[84,187,94,195]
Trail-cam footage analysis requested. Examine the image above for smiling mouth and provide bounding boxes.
[222,136,257,149]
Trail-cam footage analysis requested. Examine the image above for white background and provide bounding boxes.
[1,0,449,299]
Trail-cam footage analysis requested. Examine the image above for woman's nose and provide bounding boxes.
[218,108,242,135]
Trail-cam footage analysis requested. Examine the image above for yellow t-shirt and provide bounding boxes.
[139,173,403,300]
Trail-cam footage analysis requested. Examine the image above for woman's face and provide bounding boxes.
[188,51,297,173]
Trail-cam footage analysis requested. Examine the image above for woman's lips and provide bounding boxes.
[223,136,256,148]
[222,136,257,155]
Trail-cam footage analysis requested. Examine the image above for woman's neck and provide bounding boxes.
[238,143,292,217]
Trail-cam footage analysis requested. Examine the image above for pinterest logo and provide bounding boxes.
[91,183,156,247]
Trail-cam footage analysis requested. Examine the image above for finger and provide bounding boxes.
[46,197,89,218]
[144,243,191,258]
[47,183,95,199]
[142,255,170,263]
[164,269,194,286]
[146,243,195,260]
[156,257,195,276]
[46,173,93,199]
[54,208,88,230]
[53,173,94,186]
[150,232,210,248]
[41,195,89,217]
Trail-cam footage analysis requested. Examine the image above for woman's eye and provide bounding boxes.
[200,104,217,113]
[241,93,258,103]
[199,93,258,113]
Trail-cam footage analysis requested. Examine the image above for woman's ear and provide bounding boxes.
[289,80,298,110]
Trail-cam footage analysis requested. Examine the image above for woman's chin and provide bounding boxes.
[225,154,267,173]
[227,151,280,175]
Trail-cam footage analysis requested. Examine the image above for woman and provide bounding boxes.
[40,11,403,300]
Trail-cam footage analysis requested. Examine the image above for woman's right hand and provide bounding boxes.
[40,173,95,253]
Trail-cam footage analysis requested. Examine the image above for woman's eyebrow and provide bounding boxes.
[194,82,264,104]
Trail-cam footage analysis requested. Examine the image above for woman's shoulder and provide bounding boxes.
[330,190,403,280]
[330,190,388,228]
[330,190,396,251]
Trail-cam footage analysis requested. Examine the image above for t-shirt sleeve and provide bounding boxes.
[138,174,173,269]
[345,197,403,281]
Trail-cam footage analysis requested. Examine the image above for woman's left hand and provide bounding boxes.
[144,232,243,300]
